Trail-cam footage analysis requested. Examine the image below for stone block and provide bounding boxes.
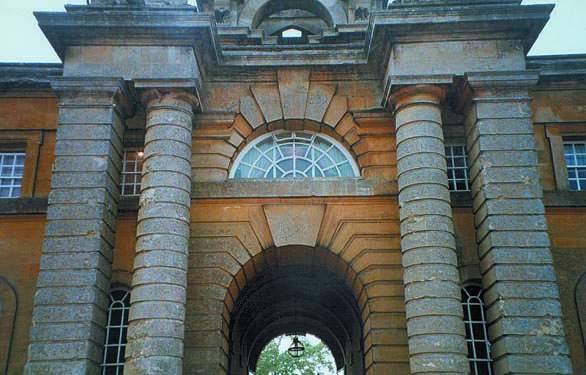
[263,204,325,247]
[37,269,110,290]
[407,334,466,355]
[305,83,336,122]
[409,352,468,374]
[251,84,282,124]
[404,280,461,301]
[136,234,189,253]
[401,247,458,268]
[277,70,310,119]
[323,95,347,127]
[144,140,191,161]
[128,301,185,321]
[131,284,186,303]
[127,319,185,341]
[396,118,443,141]
[137,218,189,239]
[395,106,442,128]
[29,322,102,343]
[405,298,462,320]
[32,304,106,325]
[132,266,187,286]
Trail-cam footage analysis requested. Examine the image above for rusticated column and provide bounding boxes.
[390,85,468,374]
[125,89,197,374]
[461,72,572,374]
[26,78,132,374]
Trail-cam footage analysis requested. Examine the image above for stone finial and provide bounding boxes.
[354,7,370,21]
[215,8,231,24]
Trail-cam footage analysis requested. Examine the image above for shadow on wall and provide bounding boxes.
[576,272,586,351]
[0,277,17,374]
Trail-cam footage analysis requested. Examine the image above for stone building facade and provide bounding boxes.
[0,0,585,374]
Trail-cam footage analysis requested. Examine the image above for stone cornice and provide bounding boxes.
[369,3,553,53]
[0,63,63,90]
[50,76,136,118]
[528,54,586,89]
[34,7,220,67]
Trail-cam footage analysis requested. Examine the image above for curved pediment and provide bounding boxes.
[238,0,348,28]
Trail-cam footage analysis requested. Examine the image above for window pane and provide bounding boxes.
[462,285,493,374]
[445,145,470,192]
[232,131,358,179]
[120,150,143,196]
[102,289,130,374]
[564,141,586,191]
[0,152,25,198]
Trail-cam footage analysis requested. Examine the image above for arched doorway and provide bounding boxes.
[228,246,364,375]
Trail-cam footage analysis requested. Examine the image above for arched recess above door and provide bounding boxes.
[238,0,348,28]
[191,69,396,182]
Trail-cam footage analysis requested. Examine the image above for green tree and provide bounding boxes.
[255,336,336,375]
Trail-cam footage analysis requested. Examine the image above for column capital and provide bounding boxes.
[387,84,447,114]
[139,88,200,114]
[50,76,135,118]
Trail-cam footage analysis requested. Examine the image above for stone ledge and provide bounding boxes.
[0,197,49,214]
[1,190,584,214]
[192,178,397,198]
[451,191,586,208]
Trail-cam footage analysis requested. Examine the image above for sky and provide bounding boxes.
[0,0,584,63]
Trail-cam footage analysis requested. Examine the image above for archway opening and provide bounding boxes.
[253,334,340,375]
[227,246,365,375]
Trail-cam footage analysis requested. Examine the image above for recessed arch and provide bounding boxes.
[238,0,348,28]
[225,246,365,374]
[185,196,406,374]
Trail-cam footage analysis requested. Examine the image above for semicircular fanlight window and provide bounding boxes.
[231,131,359,179]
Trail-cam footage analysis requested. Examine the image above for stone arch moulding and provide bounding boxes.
[192,68,397,183]
[0,277,17,375]
[238,0,348,28]
[185,198,409,374]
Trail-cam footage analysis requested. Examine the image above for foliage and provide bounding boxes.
[255,336,336,375]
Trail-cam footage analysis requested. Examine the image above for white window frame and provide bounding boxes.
[0,152,25,199]
[462,285,493,375]
[121,149,143,196]
[564,140,586,191]
[229,131,360,179]
[102,288,130,375]
[445,144,470,192]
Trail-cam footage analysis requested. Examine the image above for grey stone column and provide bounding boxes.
[461,71,573,374]
[125,89,197,374]
[390,85,469,374]
[25,78,132,374]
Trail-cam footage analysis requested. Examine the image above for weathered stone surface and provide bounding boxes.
[25,78,129,375]
[390,84,468,374]
[239,96,265,129]
[305,83,336,122]
[323,95,347,128]
[277,70,310,119]
[464,73,573,374]
[263,204,325,247]
[125,89,195,374]
[251,84,282,124]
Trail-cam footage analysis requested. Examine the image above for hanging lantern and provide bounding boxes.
[287,336,305,358]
